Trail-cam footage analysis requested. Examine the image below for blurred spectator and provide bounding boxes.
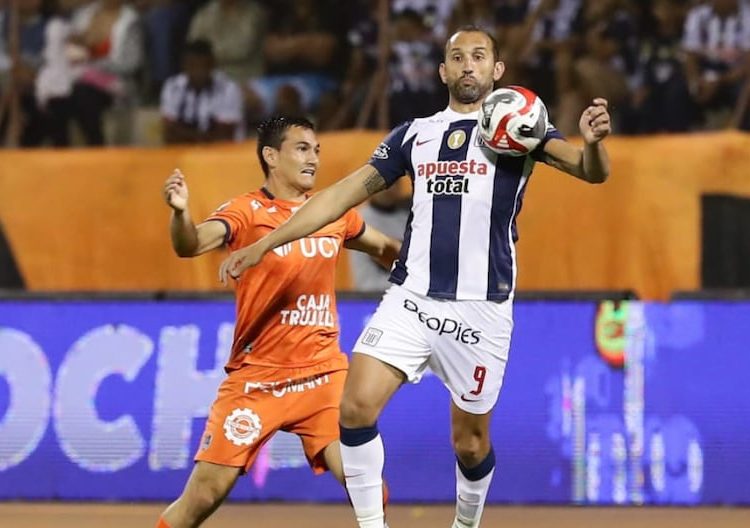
[350,184,410,292]
[245,0,347,127]
[160,39,243,144]
[492,0,535,86]
[393,0,455,41]
[138,0,197,98]
[46,0,143,146]
[187,0,267,83]
[0,0,48,87]
[518,0,583,134]
[329,0,379,129]
[568,0,639,133]
[33,1,75,146]
[0,0,55,146]
[630,0,694,132]
[446,0,529,85]
[448,0,495,31]
[388,8,444,126]
[682,0,750,128]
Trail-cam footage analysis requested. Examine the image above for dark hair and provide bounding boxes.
[445,25,501,62]
[182,39,214,59]
[256,116,315,177]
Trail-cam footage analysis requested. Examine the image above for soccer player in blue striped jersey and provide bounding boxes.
[220,26,611,528]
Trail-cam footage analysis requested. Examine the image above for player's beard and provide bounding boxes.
[449,75,493,104]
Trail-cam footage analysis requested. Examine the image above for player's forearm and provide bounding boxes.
[170,209,199,257]
[376,236,402,270]
[581,142,609,184]
[259,169,371,254]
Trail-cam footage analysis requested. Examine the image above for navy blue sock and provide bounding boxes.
[340,423,379,447]
[456,446,495,481]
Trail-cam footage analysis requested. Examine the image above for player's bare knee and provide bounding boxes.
[452,430,491,467]
[339,394,379,428]
[183,473,230,516]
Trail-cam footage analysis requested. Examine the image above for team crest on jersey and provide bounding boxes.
[223,408,262,446]
[447,130,466,149]
[361,327,383,346]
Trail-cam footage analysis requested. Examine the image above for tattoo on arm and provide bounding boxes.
[363,169,387,196]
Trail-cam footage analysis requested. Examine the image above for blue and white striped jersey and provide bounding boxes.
[369,106,563,301]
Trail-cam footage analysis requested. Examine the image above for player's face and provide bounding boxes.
[275,126,320,192]
[440,31,504,105]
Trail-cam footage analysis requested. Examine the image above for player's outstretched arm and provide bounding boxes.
[345,225,402,270]
[164,169,227,257]
[219,164,388,284]
[540,98,611,184]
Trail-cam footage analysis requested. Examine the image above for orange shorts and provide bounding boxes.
[195,365,346,475]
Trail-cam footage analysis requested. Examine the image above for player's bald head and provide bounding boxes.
[444,26,500,62]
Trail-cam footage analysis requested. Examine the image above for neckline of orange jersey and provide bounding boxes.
[258,186,310,209]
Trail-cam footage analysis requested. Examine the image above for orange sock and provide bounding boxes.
[156,516,172,528]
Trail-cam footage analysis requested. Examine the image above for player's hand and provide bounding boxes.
[164,169,188,211]
[218,242,266,286]
[579,98,611,144]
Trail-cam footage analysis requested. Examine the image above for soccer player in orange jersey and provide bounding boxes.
[156,116,401,528]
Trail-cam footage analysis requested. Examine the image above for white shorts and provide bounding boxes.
[352,284,514,415]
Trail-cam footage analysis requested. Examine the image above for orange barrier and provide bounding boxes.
[1,131,749,300]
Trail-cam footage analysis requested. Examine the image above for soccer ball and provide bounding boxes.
[477,86,548,156]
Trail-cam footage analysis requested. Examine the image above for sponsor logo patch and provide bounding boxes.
[223,408,262,447]
[402,299,481,345]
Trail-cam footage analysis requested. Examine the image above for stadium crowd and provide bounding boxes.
[0,0,748,147]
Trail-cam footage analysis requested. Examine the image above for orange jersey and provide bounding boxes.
[207,188,364,374]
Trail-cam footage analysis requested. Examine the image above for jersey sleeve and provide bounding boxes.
[367,121,413,186]
[205,196,253,245]
[531,117,565,161]
[343,207,366,241]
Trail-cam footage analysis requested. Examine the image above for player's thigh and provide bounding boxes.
[196,370,286,473]
[352,284,433,385]
[282,369,346,475]
[429,298,514,416]
[340,352,405,425]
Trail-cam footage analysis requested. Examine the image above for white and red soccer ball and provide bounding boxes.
[477,85,548,157]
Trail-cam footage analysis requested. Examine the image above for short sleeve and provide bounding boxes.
[531,118,565,161]
[343,208,366,241]
[368,121,413,186]
[205,196,254,245]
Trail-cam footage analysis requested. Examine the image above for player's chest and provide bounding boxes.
[409,125,516,199]
[243,216,346,264]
